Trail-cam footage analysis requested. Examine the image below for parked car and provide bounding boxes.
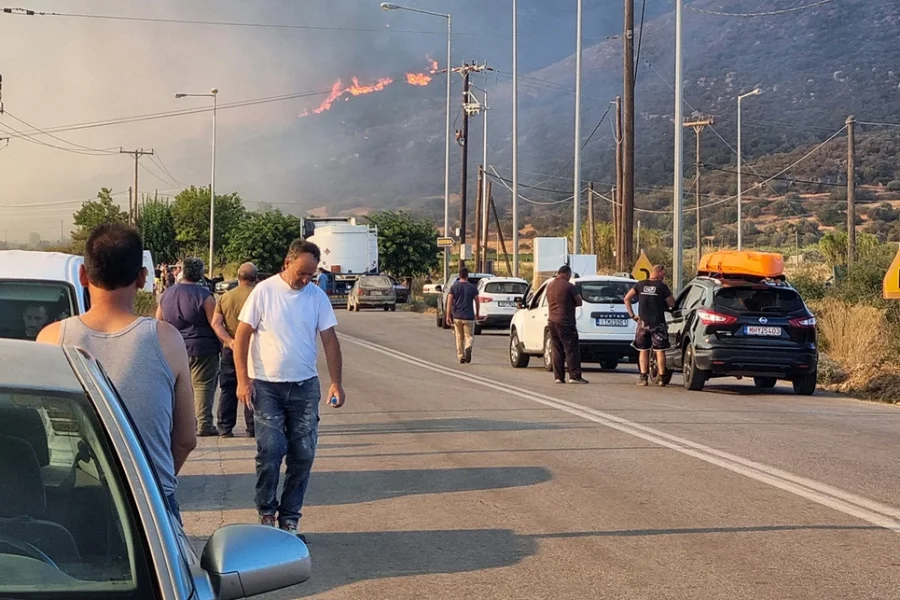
[0,339,311,598]
[214,272,272,295]
[387,275,410,304]
[423,280,443,296]
[509,275,638,371]
[348,274,397,311]
[474,276,529,334]
[658,275,818,394]
[435,273,495,329]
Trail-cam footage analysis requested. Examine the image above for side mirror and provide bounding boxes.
[514,296,524,309]
[435,285,443,293]
[201,524,311,600]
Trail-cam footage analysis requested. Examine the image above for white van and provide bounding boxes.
[142,250,154,294]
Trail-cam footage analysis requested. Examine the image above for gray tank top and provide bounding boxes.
[59,316,178,496]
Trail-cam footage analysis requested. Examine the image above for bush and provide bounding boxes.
[789,271,827,301]
[887,180,900,192]
[134,292,157,317]
[816,299,887,374]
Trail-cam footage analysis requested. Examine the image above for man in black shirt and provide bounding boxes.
[624,264,675,386]
[546,265,588,384]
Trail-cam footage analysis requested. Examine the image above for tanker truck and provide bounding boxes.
[305,217,378,307]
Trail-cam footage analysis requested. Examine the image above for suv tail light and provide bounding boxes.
[478,296,493,303]
[696,308,738,326]
[789,316,817,328]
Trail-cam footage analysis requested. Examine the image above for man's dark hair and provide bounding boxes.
[285,239,321,264]
[459,267,469,280]
[84,223,144,290]
[557,265,572,276]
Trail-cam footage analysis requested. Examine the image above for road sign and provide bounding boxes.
[632,250,654,281]
[436,237,454,248]
[883,245,900,299]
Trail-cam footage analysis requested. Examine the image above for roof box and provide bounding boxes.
[697,251,784,280]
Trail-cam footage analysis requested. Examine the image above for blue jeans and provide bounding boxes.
[252,378,320,525]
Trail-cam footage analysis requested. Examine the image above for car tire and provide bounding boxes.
[436,312,443,328]
[599,358,619,371]
[383,305,390,312]
[792,372,817,396]
[509,329,530,368]
[753,376,778,389]
[649,355,673,386]
[390,304,397,312]
[474,325,483,336]
[682,344,708,391]
[543,331,553,372]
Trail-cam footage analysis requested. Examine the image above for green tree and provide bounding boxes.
[365,211,440,278]
[171,186,246,258]
[71,188,128,251]
[223,209,304,273]
[139,197,178,263]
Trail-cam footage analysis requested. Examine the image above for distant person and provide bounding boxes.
[546,265,588,384]
[37,223,196,523]
[624,264,676,386]
[234,240,345,540]
[166,264,177,288]
[22,304,49,340]
[157,257,221,436]
[445,267,480,364]
[211,262,259,438]
[316,267,330,292]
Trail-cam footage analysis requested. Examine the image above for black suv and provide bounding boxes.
[657,276,818,395]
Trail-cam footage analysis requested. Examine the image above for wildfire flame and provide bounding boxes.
[300,58,440,118]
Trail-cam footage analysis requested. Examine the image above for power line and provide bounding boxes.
[0,120,118,155]
[3,111,118,154]
[679,0,837,18]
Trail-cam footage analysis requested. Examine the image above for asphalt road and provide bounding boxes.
[181,310,900,599]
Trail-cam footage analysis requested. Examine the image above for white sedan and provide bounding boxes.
[509,275,638,371]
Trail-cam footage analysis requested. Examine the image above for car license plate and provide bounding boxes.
[596,318,628,327]
[498,301,515,307]
[745,326,781,336]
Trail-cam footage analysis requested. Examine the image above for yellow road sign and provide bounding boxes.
[883,244,900,299]
[436,237,454,248]
[632,250,654,281]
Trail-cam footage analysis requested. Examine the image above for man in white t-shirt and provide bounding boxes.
[234,239,345,541]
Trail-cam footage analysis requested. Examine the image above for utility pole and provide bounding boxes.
[846,115,857,267]
[512,0,519,277]
[119,147,154,226]
[672,0,684,292]
[572,0,584,255]
[684,116,714,267]
[488,181,513,275]
[614,96,624,271]
[475,165,484,272]
[622,0,636,269]
[587,181,596,257]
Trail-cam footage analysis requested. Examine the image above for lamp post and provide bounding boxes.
[381,2,452,285]
[175,89,218,272]
[737,88,761,251]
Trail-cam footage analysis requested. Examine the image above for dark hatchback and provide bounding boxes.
[659,276,818,395]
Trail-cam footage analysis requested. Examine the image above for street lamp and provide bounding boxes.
[737,87,761,251]
[175,88,218,273]
[471,85,489,271]
[381,2,452,285]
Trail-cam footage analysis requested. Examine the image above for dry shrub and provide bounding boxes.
[816,298,887,375]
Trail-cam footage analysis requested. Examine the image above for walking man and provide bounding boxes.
[211,262,259,438]
[445,267,480,364]
[234,240,345,540]
[625,264,676,386]
[157,257,221,436]
[546,265,589,384]
[37,223,196,522]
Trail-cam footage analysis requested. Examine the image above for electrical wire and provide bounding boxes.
[633,0,647,83]
[3,111,118,154]
[0,120,118,156]
[858,121,900,128]
[679,0,836,18]
[149,152,189,188]
[487,167,575,205]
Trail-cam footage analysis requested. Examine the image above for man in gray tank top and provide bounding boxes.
[37,224,197,522]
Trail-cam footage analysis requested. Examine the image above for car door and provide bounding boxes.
[667,284,705,367]
[522,283,548,352]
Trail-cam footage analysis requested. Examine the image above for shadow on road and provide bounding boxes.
[178,466,553,511]
[320,417,590,436]
[538,524,881,538]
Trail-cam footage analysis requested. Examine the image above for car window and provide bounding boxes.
[0,391,153,597]
[715,287,805,314]
[680,285,705,312]
[484,281,528,295]
[0,282,76,341]
[577,281,632,304]
[529,285,546,310]
[360,276,392,288]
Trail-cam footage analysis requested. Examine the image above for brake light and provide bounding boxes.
[696,308,738,326]
[478,296,493,303]
[789,316,817,328]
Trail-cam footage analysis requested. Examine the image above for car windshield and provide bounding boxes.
[0,390,150,597]
[715,287,806,314]
[360,276,392,288]
[484,281,528,295]
[577,281,632,304]
[0,282,75,341]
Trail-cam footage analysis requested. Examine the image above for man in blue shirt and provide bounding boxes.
[445,267,480,364]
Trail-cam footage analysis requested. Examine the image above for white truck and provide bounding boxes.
[305,217,378,306]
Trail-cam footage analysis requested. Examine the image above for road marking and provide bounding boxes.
[340,332,900,533]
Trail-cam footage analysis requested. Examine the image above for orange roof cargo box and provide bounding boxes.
[697,251,784,280]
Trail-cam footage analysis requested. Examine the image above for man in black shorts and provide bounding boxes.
[624,265,675,386]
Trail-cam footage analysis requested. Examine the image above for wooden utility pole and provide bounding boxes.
[475,165,484,272]
[488,182,513,275]
[457,65,471,269]
[119,147,154,226]
[128,187,134,225]
[684,116,714,267]
[622,0,636,269]
[846,115,857,267]
[614,96,624,270]
[587,181,596,257]
[482,181,491,272]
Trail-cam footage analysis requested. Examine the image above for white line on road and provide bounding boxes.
[340,332,900,533]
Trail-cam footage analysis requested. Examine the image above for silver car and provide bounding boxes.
[0,339,311,599]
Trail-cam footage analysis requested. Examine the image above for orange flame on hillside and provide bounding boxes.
[300,58,441,118]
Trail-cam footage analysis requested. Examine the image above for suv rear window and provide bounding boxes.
[0,281,75,341]
[484,282,528,295]
[715,287,805,315]
[577,281,632,304]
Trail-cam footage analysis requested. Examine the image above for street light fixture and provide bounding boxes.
[175,89,218,273]
[380,2,453,285]
[737,87,762,251]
